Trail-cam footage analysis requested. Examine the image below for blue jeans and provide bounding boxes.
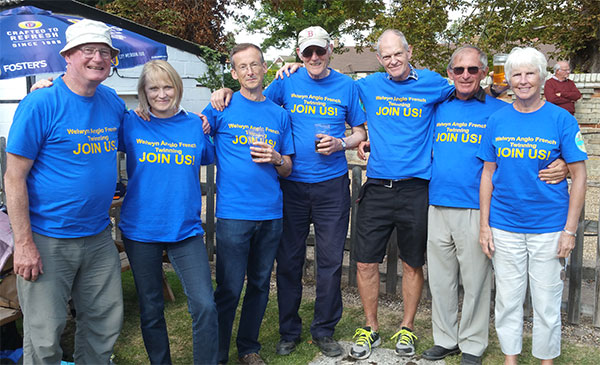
[214,218,282,363]
[123,234,217,365]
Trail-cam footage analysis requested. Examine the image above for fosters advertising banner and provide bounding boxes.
[0,6,167,80]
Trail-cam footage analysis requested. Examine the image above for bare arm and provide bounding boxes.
[250,142,293,178]
[557,161,586,258]
[539,158,569,184]
[210,88,234,111]
[479,161,496,259]
[5,153,43,281]
[316,124,367,156]
[30,77,54,92]
[274,63,303,80]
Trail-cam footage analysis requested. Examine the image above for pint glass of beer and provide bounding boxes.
[493,53,508,86]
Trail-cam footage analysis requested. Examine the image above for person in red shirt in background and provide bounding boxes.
[544,61,582,115]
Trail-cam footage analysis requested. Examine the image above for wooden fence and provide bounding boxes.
[1,137,599,328]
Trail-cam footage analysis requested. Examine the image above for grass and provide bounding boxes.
[110,269,600,364]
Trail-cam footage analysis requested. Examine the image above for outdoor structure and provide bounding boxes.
[0,0,217,138]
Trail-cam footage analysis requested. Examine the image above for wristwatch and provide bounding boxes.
[339,138,347,150]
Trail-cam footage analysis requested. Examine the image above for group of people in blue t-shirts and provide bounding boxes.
[6,18,586,365]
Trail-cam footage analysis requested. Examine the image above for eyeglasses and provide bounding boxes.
[451,66,482,75]
[301,47,327,58]
[79,46,112,60]
[236,62,263,73]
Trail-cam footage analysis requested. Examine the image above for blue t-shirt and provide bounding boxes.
[429,94,509,208]
[203,92,294,220]
[477,102,588,233]
[118,110,215,242]
[356,70,454,180]
[7,76,124,238]
[264,68,365,183]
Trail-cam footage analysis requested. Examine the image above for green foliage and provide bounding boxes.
[233,0,385,57]
[100,0,232,53]
[195,46,229,92]
[451,0,600,72]
[234,0,599,73]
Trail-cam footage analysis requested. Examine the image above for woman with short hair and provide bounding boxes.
[478,47,587,364]
[119,60,217,364]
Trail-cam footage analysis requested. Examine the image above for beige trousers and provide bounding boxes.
[426,205,492,356]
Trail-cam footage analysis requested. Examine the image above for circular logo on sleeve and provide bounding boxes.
[575,131,586,153]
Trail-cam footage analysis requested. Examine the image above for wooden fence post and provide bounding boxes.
[348,166,363,288]
[594,205,600,327]
[567,206,585,324]
[386,229,399,295]
[205,164,216,261]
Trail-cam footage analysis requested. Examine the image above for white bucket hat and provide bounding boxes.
[59,19,120,57]
[298,26,330,53]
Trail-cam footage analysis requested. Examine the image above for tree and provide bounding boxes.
[99,0,232,52]
[234,0,385,58]
[453,0,600,72]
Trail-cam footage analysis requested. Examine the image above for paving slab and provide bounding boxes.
[309,341,448,365]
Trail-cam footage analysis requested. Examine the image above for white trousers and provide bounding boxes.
[491,228,563,360]
[427,206,492,356]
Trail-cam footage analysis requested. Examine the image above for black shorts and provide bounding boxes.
[354,178,428,268]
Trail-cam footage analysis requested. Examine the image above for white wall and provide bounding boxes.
[0,46,212,139]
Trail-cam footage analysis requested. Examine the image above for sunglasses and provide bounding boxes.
[451,66,482,75]
[301,47,327,58]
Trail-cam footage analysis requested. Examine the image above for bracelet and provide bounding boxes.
[562,229,576,237]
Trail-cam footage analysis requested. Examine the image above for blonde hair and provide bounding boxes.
[137,60,183,114]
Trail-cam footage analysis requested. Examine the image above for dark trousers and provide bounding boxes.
[276,174,350,340]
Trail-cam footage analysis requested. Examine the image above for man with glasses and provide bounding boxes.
[211,26,367,357]
[203,43,294,365]
[5,19,125,363]
[544,60,581,115]
[267,26,366,357]
[421,45,508,365]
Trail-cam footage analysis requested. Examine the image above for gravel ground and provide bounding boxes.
[291,262,600,350]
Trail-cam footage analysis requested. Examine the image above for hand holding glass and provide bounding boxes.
[314,124,331,153]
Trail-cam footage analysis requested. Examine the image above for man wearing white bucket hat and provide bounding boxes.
[5,19,125,364]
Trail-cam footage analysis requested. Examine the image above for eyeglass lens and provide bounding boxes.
[302,47,327,58]
[452,66,480,75]
[80,46,112,59]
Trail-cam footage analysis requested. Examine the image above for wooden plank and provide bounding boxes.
[584,219,597,235]
[0,306,21,326]
[348,166,362,287]
[385,229,398,295]
[119,251,130,272]
[594,207,600,327]
[567,207,584,324]
[205,164,216,261]
[162,270,175,303]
